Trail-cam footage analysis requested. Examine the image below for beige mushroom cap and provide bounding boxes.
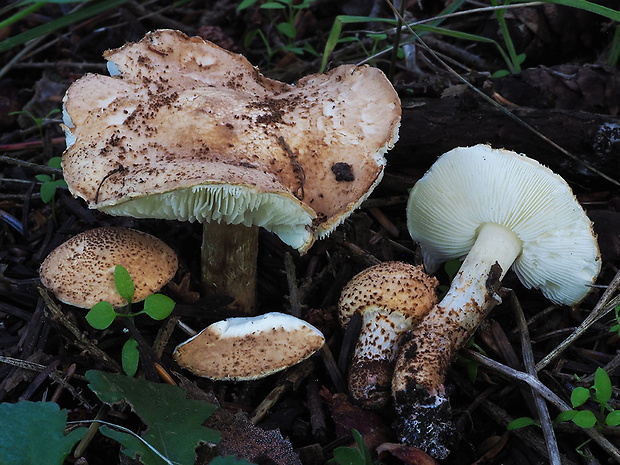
[39,227,178,308]
[173,312,325,381]
[339,261,439,328]
[61,29,401,253]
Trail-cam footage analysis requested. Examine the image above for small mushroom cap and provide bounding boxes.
[406,144,601,305]
[338,261,439,327]
[173,312,325,381]
[61,29,401,253]
[39,227,178,308]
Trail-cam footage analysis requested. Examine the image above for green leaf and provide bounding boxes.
[35,174,51,183]
[556,409,578,423]
[352,429,372,465]
[122,337,140,377]
[442,259,461,279]
[86,301,117,329]
[47,156,63,169]
[114,265,135,303]
[260,2,286,9]
[86,370,221,465]
[606,410,620,426]
[330,446,364,465]
[0,0,132,53]
[572,410,597,429]
[0,401,86,465]
[143,294,175,320]
[329,430,371,465]
[507,417,539,430]
[492,69,511,78]
[236,0,259,11]
[593,367,612,406]
[40,181,57,203]
[276,22,297,38]
[571,386,591,408]
[56,179,68,188]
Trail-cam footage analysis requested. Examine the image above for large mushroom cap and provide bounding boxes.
[338,261,439,327]
[40,227,178,308]
[406,144,601,305]
[61,29,401,253]
[173,312,325,381]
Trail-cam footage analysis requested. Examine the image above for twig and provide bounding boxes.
[465,349,620,463]
[38,286,122,373]
[512,293,562,465]
[537,269,620,371]
[0,154,63,175]
[250,360,314,424]
[0,355,91,408]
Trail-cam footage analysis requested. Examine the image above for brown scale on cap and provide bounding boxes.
[39,227,178,308]
[338,261,438,409]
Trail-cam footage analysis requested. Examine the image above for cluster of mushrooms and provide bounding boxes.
[39,29,602,461]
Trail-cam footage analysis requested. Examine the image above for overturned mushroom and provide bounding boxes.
[61,29,401,313]
[40,227,178,309]
[392,144,601,459]
[339,262,438,409]
[173,312,325,381]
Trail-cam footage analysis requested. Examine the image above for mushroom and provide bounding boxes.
[392,144,601,459]
[60,29,401,313]
[338,261,438,409]
[173,312,325,381]
[39,227,178,309]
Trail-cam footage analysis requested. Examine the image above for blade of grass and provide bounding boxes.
[0,0,131,53]
[517,0,620,22]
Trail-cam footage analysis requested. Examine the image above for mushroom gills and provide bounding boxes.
[100,184,315,251]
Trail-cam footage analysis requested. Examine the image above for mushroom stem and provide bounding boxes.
[348,309,413,408]
[201,222,258,315]
[392,222,522,459]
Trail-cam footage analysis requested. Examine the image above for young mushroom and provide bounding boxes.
[173,312,325,381]
[392,144,601,459]
[338,261,438,409]
[39,227,178,309]
[61,29,401,314]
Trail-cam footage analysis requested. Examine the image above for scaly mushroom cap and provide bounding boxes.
[61,29,401,253]
[173,312,325,381]
[39,227,178,308]
[407,144,601,305]
[339,261,439,328]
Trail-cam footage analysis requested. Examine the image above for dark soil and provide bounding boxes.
[1,1,620,465]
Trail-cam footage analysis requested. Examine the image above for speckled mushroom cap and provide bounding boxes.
[61,29,401,253]
[406,144,601,305]
[338,261,439,328]
[173,312,325,381]
[39,227,178,308]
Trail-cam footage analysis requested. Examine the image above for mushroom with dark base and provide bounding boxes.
[392,144,601,459]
